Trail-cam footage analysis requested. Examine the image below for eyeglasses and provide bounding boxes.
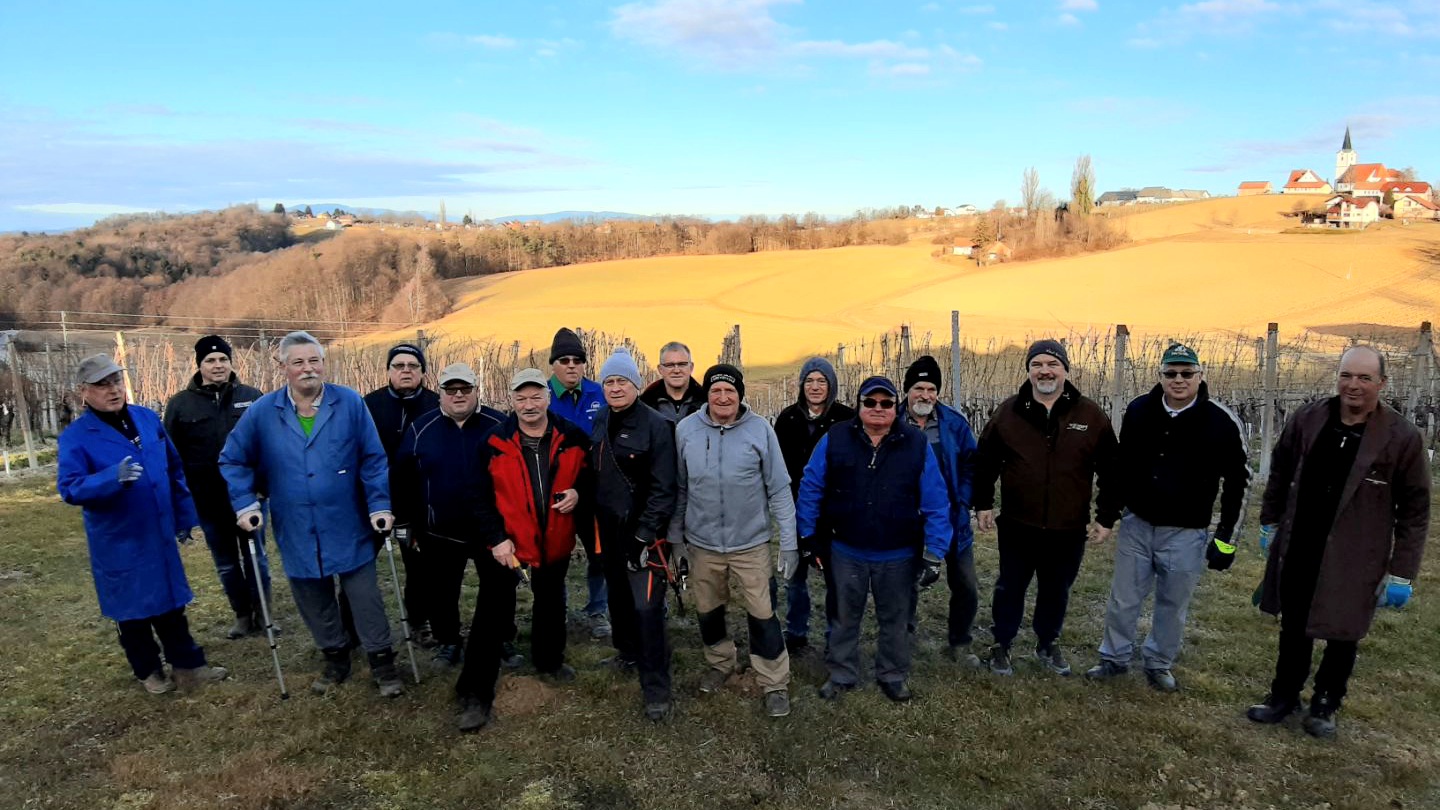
[442,385,475,396]
[389,362,422,372]
[555,356,584,366]
[658,362,691,370]
[1160,370,1200,380]
[803,378,828,387]
[861,397,896,409]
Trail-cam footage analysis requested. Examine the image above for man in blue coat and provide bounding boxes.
[896,356,981,666]
[58,355,228,695]
[796,376,952,703]
[219,331,402,697]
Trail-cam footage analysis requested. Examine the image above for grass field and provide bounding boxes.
[381,196,1440,369]
[2,473,1437,810]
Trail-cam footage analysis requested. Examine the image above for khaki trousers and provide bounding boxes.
[690,543,790,692]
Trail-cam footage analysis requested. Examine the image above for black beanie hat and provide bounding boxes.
[194,335,233,367]
[387,343,426,372]
[549,327,586,364]
[903,355,942,392]
[1025,339,1070,372]
[702,363,745,400]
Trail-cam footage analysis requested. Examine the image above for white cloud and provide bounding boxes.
[14,203,160,215]
[467,34,518,48]
[1057,13,1081,25]
[1059,0,1098,10]
[872,62,931,77]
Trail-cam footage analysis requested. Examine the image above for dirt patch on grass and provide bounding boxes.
[110,747,327,810]
[495,675,558,717]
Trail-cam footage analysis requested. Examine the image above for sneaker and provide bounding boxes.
[643,700,672,722]
[458,697,492,733]
[311,648,352,694]
[499,641,524,670]
[1145,668,1179,693]
[173,665,230,690]
[588,613,612,640]
[539,663,577,683]
[141,670,174,695]
[1085,660,1130,681]
[1035,642,1072,676]
[432,643,463,670]
[698,667,731,694]
[598,655,637,673]
[1247,693,1300,724]
[784,634,809,655]
[989,644,1014,677]
[817,680,854,701]
[878,680,913,702]
[764,689,791,717]
[1302,693,1339,739]
[226,615,253,640]
[368,650,405,698]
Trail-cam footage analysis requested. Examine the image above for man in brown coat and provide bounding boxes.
[1247,346,1430,738]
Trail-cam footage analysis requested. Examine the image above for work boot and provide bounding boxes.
[945,644,984,669]
[643,700,672,722]
[251,611,282,636]
[312,647,353,694]
[458,696,492,733]
[369,649,405,698]
[1302,693,1340,739]
[432,643,463,670]
[141,670,174,695]
[698,666,731,694]
[764,689,791,718]
[1035,642,1072,676]
[989,644,1014,677]
[539,663,577,683]
[587,613,612,640]
[173,664,230,691]
[1145,668,1179,693]
[598,654,636,673]
[226,615,253,640]
[817,680,853,701]
[878,680,913,702]
[1247,693,1300,724]
[500,641,524,669]
[1085,659,1130,681]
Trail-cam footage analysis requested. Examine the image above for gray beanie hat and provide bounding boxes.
[599,347,642,389]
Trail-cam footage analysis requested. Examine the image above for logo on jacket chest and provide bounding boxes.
[1066,423,1089,432]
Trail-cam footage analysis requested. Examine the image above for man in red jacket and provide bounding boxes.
[454,368,591,732]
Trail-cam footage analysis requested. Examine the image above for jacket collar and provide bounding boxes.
[1015,379,1080,415]
[187,371,238,394]
[275,383,333,445]
[697,404,750,430]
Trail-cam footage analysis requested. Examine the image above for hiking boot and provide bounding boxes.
[432,643,463,670]
[173,664,230,691]
[817,680,854,701]
[989,645,1014,677]
[643,700,672,722]
[598,655,637,673]
[1247,693,1300,724]
[698,667,731,694]
[499,641,524,670]
[312,648,353,694]
[945,645,984,669]
[539,663,577,683]
[458,697,492,733]
[1145,668,1179,693]
[784,634,809,655]
[251,614,282,636]
[226,615,253,640]
[1085,659,1130,681]
[1035,642,1072,676]
[1302,693,1340,739]
[141,670,174,695]
[368,649,405,698]
[587,613,612,640]
[879,680,913,702]
[764,689,791,718]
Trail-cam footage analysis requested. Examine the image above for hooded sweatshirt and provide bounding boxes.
[774,358,856,501]
[670,404,796,554]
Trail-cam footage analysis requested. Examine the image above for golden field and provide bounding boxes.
[382,195,1440,368]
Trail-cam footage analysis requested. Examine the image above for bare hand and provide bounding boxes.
[551,488,579,514]
[236,509,264,532]
[492,539,517,568]
[370,511,394,533]
[977,510,995,533]
[1087,522,1114,545]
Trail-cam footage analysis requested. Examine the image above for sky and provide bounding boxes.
[2,0,1438,232]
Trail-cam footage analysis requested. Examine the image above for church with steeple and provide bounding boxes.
[1332,126,1403,197]
[1335,126,1357,187]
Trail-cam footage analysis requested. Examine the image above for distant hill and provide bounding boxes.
[485,211,661,224]
[285,205,661,224]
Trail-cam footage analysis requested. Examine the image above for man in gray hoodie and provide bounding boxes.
[670,364,798,718]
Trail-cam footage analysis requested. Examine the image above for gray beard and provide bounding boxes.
[1034,379,1060,395]
[910,401,935,417]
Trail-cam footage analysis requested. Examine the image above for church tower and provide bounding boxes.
[1335,126,1357,188]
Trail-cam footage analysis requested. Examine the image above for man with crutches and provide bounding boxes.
[220,331,405,698]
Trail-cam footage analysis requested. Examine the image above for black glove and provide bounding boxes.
[918,550,943,589]
[393,526,415,551]
[799,534,829,570]
[626,536,651,573]
[1206,536,1236,571]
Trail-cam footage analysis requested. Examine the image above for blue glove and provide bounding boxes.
[117,455,144,484]
[1379,576,1412,608]
[1258,524,1276,556]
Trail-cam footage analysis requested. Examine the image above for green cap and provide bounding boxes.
[1161,343,1199,366]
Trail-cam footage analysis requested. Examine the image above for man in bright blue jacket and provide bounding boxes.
[58,355,228,695]
[219,331,402,697]
[896,356,981,666]
[796,375,952,703]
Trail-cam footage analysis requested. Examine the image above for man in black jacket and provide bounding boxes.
[1085,343,1249,692]
[363,343,440,642]
[637,341,703,423]
[590,347,678,721]
[163,336,268,639]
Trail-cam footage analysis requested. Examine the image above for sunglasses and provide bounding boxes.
[442,385,475,396]
[860,397,896,409]
[555,357,585,366]
[1160,370,1200,379]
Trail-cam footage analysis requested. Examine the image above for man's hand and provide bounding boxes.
[1379,575,1413,609]
[1087,522,1113,545]
[492,539,517,569]
[778,549,800,581]
[370,511,394,533]
[671,542,692,579]
[1205,536,1236,571]
[1258,524,1277,556]
[117,455,144,484]
[552,488,580,514]
[798,535,827,570]
[977,510,995,533]
[626,537,650,573]
[918,550,943,589]
[236,509,263,532]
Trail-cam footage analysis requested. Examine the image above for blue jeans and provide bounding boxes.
[581,535,608,616]
[784,550,836,640]
[197,513,272,619]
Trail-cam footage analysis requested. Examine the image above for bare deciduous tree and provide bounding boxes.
[1021,167,1041,218]
[1071,155,1096,217]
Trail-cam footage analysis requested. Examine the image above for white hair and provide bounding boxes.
[277,331,325,362]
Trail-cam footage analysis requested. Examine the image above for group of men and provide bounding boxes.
[57,325,1428,739]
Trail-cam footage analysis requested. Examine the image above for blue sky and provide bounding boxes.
[2,0,1437,231]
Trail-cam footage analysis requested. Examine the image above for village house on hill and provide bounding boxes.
[1325,195,1379,229]
[1281,169,1332,195]
[1237,181,1272,195]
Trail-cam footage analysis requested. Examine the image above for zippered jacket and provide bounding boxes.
[550,376,606,434]
[895,400,978,554]
[589,400,677,547]
[669,405,796,554]
[391,405,504,546]
[163,373,262,520]
[480,411,592,566]
[639,378,705,424]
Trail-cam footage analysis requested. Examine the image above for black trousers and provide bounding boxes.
[946,544,980,647]
[1271,553,1359,704]
[454,556,520,707]
[991,519,1087,650]
[601,534,672,704]
[116,608,206,679]
[427,538,518,648]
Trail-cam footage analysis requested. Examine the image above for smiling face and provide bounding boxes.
[1028,354,1067,397]
[802,371,829,410]
[199,352,232,385]
[283,343,326,396]
[907,381,938,418]
[658,349,693,393]
[1159,363,1202,408]
[1337,347,1385,416]
[858,388,897,433]
[603,376,638,411]
[81,373,127,413]
[707,381,740,424]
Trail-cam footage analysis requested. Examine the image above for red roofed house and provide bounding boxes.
[1281,169,1332,194]
[1336,163,1402,199]
[1392,194,1440,221]
[1381,181,1432,200]
[1238,181,1272,196]
[1325,195,1378,229]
